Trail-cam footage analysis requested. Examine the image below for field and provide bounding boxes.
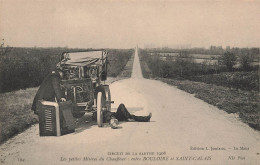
[0,48,133,143]
[139,49,260,131]
[151,52,220,59]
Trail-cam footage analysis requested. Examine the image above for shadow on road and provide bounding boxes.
[73,113,96,134]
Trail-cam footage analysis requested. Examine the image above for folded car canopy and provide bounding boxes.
[62,51,107,66]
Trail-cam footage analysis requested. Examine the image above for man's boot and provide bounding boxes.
[132,113,152,122]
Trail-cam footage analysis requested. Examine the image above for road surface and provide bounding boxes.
[1,47,260,165]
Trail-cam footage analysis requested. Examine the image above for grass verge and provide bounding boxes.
[189,71,258,91]
[107,49,134,77]
[0,88,39,143]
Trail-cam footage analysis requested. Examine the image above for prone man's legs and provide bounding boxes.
[115,104,152,122]
[115,104,132,121]
[132,114,152,122]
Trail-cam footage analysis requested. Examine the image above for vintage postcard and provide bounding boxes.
[0,0,259,164]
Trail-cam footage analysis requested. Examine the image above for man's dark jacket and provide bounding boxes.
[31,71,63,114]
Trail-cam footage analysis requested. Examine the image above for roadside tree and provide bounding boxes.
[239,51,252,71]
[175,51,194,77]
[218,51,237,71]
[0,39,12,56]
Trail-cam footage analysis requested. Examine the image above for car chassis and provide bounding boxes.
[57,50,113,127]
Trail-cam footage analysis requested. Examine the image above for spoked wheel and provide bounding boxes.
[104,85,111,112]
[97,92,105,127]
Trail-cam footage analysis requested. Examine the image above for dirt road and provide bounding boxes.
[1,47,260,165]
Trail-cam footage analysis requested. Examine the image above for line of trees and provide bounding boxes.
[218,51,257,71]
[147,50,258,77]
[145,46,259,57]
[139,49,259,91]
[0,47,133,93]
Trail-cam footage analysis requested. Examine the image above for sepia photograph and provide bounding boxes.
[0,0,259,164]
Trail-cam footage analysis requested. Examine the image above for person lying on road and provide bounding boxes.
[92,104,152,129]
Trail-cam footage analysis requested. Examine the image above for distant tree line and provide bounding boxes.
[139,49,259,91]
[0,47,133,93]
[145,46,259,58]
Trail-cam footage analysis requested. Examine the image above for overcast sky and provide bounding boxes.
[0,0,259,49]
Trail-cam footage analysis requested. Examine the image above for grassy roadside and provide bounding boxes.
[104,51,134,84]
[139,52,260,131]
[107,49,134,77]
[0,88,39,143]
[0,50,134,144]
[117,50,135,78]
